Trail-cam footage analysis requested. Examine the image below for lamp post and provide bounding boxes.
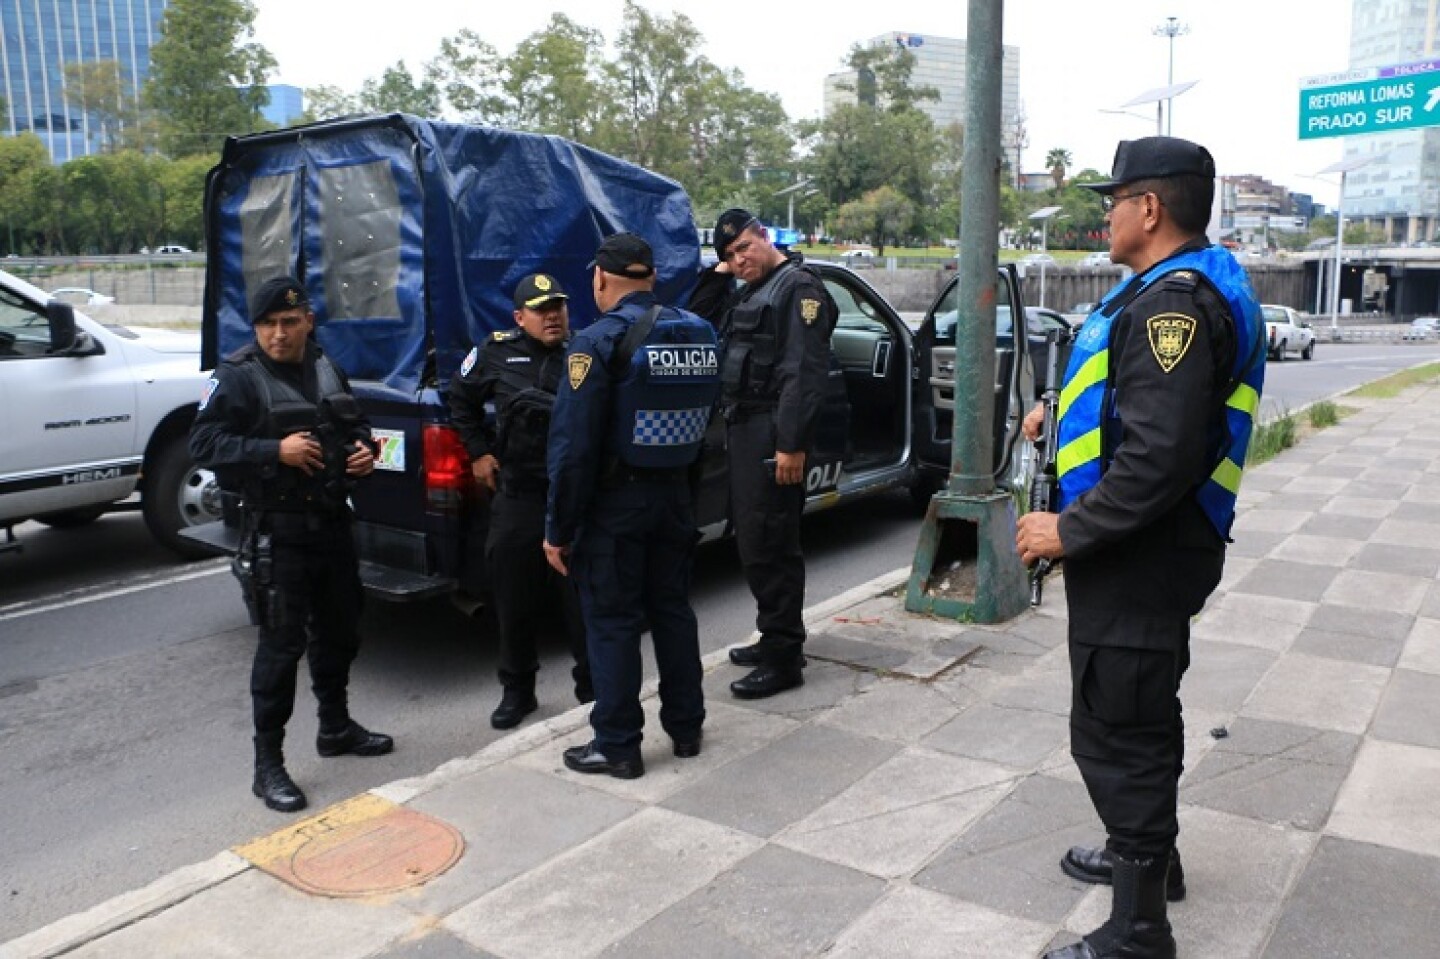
[774,177,816,232]
[1029,205,1062,308]
[1153,17,1189,136]
[1317,156,1376,334]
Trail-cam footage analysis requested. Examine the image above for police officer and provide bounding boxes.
[690,209,837,699]
[190,276,394,814]
[543,233,719,779]
[448,273,592,730]
[1015,138,1265,959]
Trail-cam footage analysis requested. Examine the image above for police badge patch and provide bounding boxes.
[568,353,593,390]
[800,298,821,324]
[1147,313,1197,373]
[459,347,478,377]
[198,377,220,411]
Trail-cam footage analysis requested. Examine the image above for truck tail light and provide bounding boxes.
[422,424,472,511]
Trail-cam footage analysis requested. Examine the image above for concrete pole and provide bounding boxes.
[1330,171,1346,332]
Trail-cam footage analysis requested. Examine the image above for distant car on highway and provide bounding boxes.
[155,244,192,255]
[838,248,877,268]
[1262,304,1316,361]
[1018,252,1056,267]
[1402,316,1440,340]
[49,287,115,307]
[1079,251,1113,267]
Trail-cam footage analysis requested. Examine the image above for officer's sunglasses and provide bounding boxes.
[1101,192,1149,213]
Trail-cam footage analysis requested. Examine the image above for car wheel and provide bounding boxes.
[1272,339,1286,362]
[143,435,223,559]
[1301,340,1314,361]
[35,506,107,529]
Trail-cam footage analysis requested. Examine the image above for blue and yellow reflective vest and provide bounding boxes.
[1055,246,1265,540]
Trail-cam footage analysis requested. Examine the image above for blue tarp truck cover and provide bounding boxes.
[201,114,701,391]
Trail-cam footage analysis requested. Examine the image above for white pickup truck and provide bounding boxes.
[1262,304,1316,361]
[0,268,221,557]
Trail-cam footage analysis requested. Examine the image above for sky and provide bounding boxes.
[251,0,1358,207]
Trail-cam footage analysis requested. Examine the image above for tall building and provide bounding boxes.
[259,83,303,128]
[823,31,1021,144]
[1220,174,1309,248]
[1,0,169,162]
[1341,0,1440,242]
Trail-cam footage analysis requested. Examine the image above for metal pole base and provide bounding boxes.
[904,490,1029,623]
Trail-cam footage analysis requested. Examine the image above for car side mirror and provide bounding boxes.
[47,300,77,352]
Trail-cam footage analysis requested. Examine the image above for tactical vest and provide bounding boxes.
[1055,246,1265,540]
[609,300,721,469]
[720,259,822,405]
[494,348,565,492]
[233,347,364,512]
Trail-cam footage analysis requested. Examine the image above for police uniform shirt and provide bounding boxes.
[448,327,568,462]
[1057,240,1238,560]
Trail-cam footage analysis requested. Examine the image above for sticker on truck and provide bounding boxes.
[373,429,406,472]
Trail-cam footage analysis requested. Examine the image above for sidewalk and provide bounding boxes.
[7,383,1440,959]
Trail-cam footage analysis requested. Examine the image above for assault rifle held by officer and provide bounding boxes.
[1027,326,1071,606]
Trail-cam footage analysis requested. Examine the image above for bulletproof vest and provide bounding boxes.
[233,346,364,512]
[494,350,564,492]
[719,259,816,405]
[609,300,721,469]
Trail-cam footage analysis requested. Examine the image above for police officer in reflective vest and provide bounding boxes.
[543,233,719,780]
[691,208,838,700]
[190,277,394,814]
[449,273,593,730]
[1015,138,1265,959]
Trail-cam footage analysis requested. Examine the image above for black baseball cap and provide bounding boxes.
[1083,136,1216,195]
[249,276,309,323]
[512,273,568,309]
[713,207,760,259]
[591,232,655,278]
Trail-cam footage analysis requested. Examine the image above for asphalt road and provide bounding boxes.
[1,338,1435,941]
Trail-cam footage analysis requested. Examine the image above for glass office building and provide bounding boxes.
[1,0,169,162]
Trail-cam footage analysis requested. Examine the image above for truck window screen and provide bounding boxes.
[239,172,297,304]
[317,161,401,321]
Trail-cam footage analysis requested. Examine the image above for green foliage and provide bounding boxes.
[842,41,939,113]
[145,0,274,157]
[1045,147,1072,191]
[833,186,915,255]
[62,61,146,153]
[1307,400,1339,428]
[1247,412,1297,466]
[425,29,507,121]
[359,61,441,116]
[499,16,607,140]
[1348,363,1440,398]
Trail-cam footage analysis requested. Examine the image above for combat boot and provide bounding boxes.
[1044,853,1176,959]
[1061,845,1186,901]
[252,732,307,813]
[490,685,539,730]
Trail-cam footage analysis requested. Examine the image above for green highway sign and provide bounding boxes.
[1299,59,1440,140]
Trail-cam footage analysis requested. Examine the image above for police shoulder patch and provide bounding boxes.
[800,298,821,324]
[459,347,479,377]
[198,376,220,411]
[1146,313,1197,373]
[568,353,593,390]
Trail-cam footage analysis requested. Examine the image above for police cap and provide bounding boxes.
[249,276,310,323]
[1084,136,1216,195]
[513,273,569,309]
[713,207,760,260]
[591,232,655,279]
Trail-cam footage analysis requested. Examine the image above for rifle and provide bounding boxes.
[231,511,273,626]
[1028,327,1072,607]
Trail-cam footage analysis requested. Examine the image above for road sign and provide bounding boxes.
[1299,59,1440,140]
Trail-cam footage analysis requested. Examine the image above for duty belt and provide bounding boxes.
[601,464,689,488]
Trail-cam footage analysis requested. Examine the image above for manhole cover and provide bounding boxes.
[234,793,464,898]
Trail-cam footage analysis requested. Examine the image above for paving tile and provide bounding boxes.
[819,674,973,745]
[403,765,640,914]
[1348,543,1440,578]
[922,702,1069,771]
[1277,475,1349,496]
[1190,593,1313,652]
[1389,501,1440,524]
[914,774,1102,924]
[65,870,417,959]
[1348,479,1415,500]
[1228,560,1338,603]
[1397,617,1440,676]
[1232,509,1310,534]
[1371,668,1440,749]
[1291,622,1407,667]
[1322,569,1432,615]
[1225,531,1284,559]
[776,746,1016,878]
[444,808,762,959]
[1268,534,1364,567]
[826,885,1055,959]
[702,659,878,719]
[1424,582,1440,620]
[1329,738,1440,858]
[1240,653,1388,735]
[369,929,499,958]
[1262,837,1440,959]
[1181,717,1359,830]
[1295,511,1383,540]
[805,630,918,671]
[1217,556,1258,593]
[1179,640,1278,714]
[1370,517,1440,547]
[1061,806,1317,959]
[601,845,884,959]
[1321,496,1399,519]
[1402,483,1440,504]
[661,723,899,838]
[1301,462,1365,479]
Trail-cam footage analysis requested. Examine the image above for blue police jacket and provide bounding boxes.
[1056,245,1265,540]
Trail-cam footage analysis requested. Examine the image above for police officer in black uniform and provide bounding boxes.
[448,273,592,730]
[190,277,393,814]
[543,233,720,780]
[690,209,837,699]
[1016,138,1265,959]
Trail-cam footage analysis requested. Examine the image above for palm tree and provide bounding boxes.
[1046,147,1072,192]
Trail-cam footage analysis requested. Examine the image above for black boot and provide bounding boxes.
[316,719,395,757]
[252,732,307,813]
[490,685,540,729]
[1061,845,1187,901]
[1044,853,1176,959]
[729,662,805,699]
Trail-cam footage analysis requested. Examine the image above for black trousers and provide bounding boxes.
[484,489,589,692]
[1067,606,1193,861]
[251,519,364,737]
[726,413,806,662]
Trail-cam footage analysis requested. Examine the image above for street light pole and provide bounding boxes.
[1153,17,1189,136]
[1330,170,1347,332]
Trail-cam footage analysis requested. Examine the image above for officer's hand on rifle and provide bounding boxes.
[1016,513,1064,566]
[345,441,376,477]
[280,432,325,475]
[1022,402,1044,442]
[542,540,570,576]
[775,449,806,486]
[471,453,499,493]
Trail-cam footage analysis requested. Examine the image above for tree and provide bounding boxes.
[500,16,609,141]
[0,134,51,253]
[833,186,915,256]
[358,61,441,116]
[606,1,705,177]
[842,40,939,113]
[810,104,939,236]
[63,61,141,152]
[145,0,275,157]
[301,85,359,123]
[1045,147,1072,192]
